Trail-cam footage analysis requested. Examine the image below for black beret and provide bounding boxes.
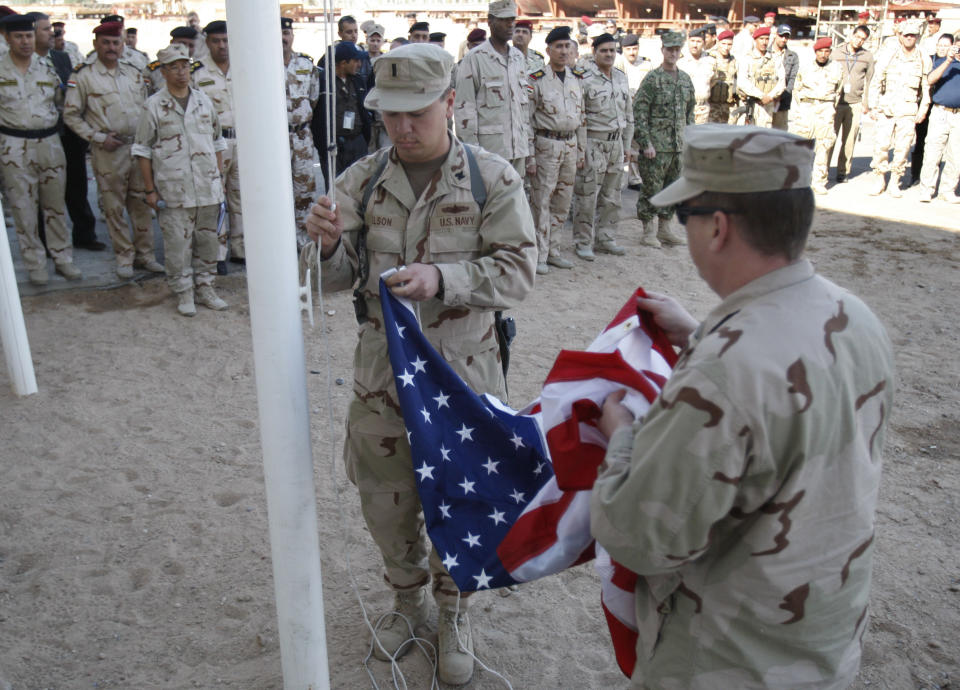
[592,33,617,48]
[545,26,572,44]
[170,26,198,39]
[703,23,717,34]
[101,14,123,24]
[409,21,429,33]
[203,20,226,35]
[429,32,446,41]
[620,33,639,47]
[281,17,293,30]
[0,13,34,32]
[689,27,705,38]
[125,27,137,34]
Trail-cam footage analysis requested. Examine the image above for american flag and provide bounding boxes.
[379,273,677,677]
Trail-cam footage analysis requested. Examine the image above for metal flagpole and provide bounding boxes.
[0,200,38,397]
[224,2,329,687]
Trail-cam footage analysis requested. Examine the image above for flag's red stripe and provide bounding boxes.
[547,399,607,490]
[545,349,662,403]
[497,490,577,572]
[602,599,639,678]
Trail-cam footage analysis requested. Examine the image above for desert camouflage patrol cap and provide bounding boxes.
[489,0,518,18]
[661,30,685,48]
[364,43,453,112]
[900,18,922,35]
[651,124,814,206]
[156,43,190,64]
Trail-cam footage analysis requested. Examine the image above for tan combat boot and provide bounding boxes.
[372,589,430,661]
[196,285,228,311]
[887,175,903,198]
[867,172,886,196]
[177,289,196,317]
[657,217,687,246]
[639,219,661,248]
[437,607,474,685]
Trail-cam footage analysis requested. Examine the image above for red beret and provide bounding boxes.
[928,16,941,24]
[764,11,776,18]
[514,20,533,30]
[467,28,486,42]
[717,29,734,41]
[581,15,592,25]
[894,16,905,23]
[857,11,870,19]
[813,37,832,50]
[752,26,771,38]
[93,21,122,37]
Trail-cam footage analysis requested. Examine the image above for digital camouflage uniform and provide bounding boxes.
[573,63,634,252]
[320,138,537,607]
[790,59,844,191]
[454,40,531,174]
[592,259,895,689]
[193,56,243,260]
[527,65,586,262]
[64,57,158,270]
[707,51,738,123]
[633,67,695,221]
[737,48,785,127]
[133,86,225,295]
[286,51,320,248]
[0,53,72,273]
[677,52,716,124]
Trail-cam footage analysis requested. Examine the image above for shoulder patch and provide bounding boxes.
[190,61,202,73]
[72,62,89,74]
[147,60,161,71]
[298,52,313,63]
[529,69,546,80]
[572,67,587,78]
[532,49,544,58]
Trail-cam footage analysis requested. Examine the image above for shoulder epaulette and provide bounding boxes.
[532,49,544,58]
[530,69,546,80]
[72,62,89,74]
[572,67,587,78]
[190,60,202,73]
[298,52,313,63]
[614,66,625,74]
[147,60,161,72]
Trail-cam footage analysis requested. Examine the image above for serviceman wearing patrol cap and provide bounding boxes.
[633,29,694,249]
[592,124,894,690]
[572,33,633,260]
[144,26,200,95]
[736,25,785,127]
[134,44,226,317]
[0,12,81,285]
[527,25,586,273]
[282,15,321,248]
[513,19,545,72]
[305,43,536,686]
[192,20,244,270]
[454,0,531,175]
[64,20,162,280]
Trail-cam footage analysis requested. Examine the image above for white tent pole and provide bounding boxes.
[0,200,38,397]
[224,2,329,687]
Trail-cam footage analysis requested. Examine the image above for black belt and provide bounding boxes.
[289,121,309,133]
[0,124,59,139]
[535,128,576,141]
[934,104,960,114]
[587,131,619,141]
[221,127,236,138]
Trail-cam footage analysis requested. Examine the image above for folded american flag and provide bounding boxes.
[379,274,677,677]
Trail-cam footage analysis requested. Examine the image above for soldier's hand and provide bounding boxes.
[102,133,123,152]
[643,145,656,159]
[306,195,342,259]
[760,94,774,106]
[577,157,585,170]
[526,161,537,176]
[637,291,699,349]
[386,263,440,301]
[144,190,160,211]
[598,389,635,440]
[915,112,927,125]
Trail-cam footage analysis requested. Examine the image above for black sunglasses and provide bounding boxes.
[675,206,736,226]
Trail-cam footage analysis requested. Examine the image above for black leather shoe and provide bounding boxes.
[229,256,246,265]
[75,239,107,251]
[217,260,228,276]
[627,183,642,191]
[835,174,846,184]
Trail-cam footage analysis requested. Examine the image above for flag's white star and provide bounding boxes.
[533,461,545,476]
[462,532,481,548]
[472,569,492,589]
[488,508,506,526]
[398,368,415,388]
[433,391,450,409]
[415,461,435,481]
[410,356,427,373]
[439,445,452,462]
[509,432,525,449]
[482,457,500,475]
[419,407,432,424]
[509,489,525,504]
[456,424,474,442]
[442,552,459,571]
[396,323,406,339]
[458,478,476,495]
[438,501,452,519]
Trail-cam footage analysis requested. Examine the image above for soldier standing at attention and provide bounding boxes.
[737,26,785,128]
[64,21,162,280]
[633,30,693,250]
[527,25,585,274]
[678,27,716,125]
[616,32,652,190]
[708,29,738,124]
[512,20,544,72]
[790,38,843,194]
[454,0,530,176]
[124,28,149,64]
[306,44,536,686]
[826,24,874,184]
[192,20,244,271]
[281,15,321,248]
[770,25,799,130]
[591,124,895,690]
[134,44,226,317]
[572,33,632,261]
[85,15,147,72]
[866,18,930,197]
[0,13,81,285]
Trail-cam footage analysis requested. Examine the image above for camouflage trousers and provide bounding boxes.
[218,138,244,261]
[289,125,319,249]
[871,113,916,177]
[157,204,219,294]
[771,109,790,131]
[0,132,71,272]
[736,99,777,128]
[829,102,864,178]
[919,104,960,196]
[573,136,624,249]
[693,99,710,125]
[708,103,737,124]
[530,134,577,260]
[636,150,681,221]
[790,102,838,188]
[91,143,155,268]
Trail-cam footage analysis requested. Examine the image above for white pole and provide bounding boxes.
[224,2,329,688]
[0,200,38,397]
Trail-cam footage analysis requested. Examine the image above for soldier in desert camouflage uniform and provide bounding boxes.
[64,21,162,280]
[736,26,785,128]
[143,26,200,96]
[592,124,895,690]
[282,16,320,248]
[192,20,243,268]
[708,29,738,123]
[634,30,694,249]
[306,44,536,686]
[134,44,226,317]
[454,0,530,175]
[527,26,585,273]
[678,28,716,125]
[51,22,82,66]
[0,13,80,285]
[866,18,931,197]
[789,38,843,194]
[572,33,633,261]
[513,19,545,72]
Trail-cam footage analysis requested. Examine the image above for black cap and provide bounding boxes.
[1,14,34,32]
[409,21,429,33]
[429,32,446,41]
[281,17,293,31]
[170,26,198,39]
[203,20,226,35]
[703,23,717,35]
[101,14,123,23]
[592,33,617,48]
[545,26,572,44]
[689,27,705,38]
[620,33,639,47]
[125,27,137,34]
